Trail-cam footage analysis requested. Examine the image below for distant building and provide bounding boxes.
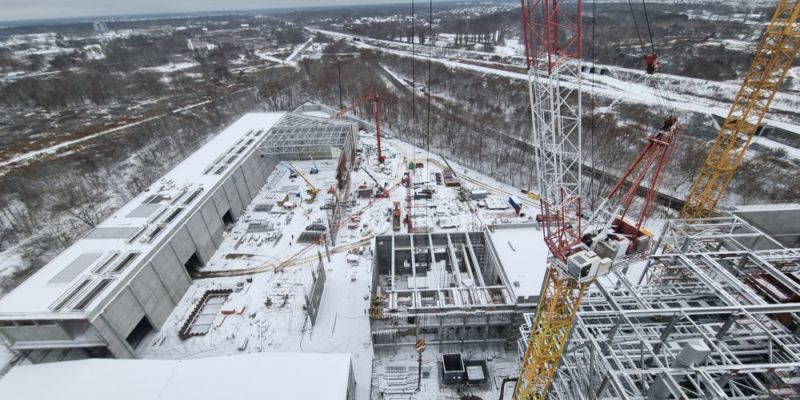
[92,21,109,33]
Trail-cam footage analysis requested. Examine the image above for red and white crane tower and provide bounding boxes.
[516,0,681,398]
[522,0,584,262]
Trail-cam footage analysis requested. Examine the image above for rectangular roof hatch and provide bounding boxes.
[49,253,103,284]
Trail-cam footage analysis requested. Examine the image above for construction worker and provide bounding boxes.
[643,54,658,75]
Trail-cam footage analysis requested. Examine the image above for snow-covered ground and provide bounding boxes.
[0,88,255,173]
[144,62,199,73]
[134,117,540,400]
[493,37,525,57]
[312,28,800,160]
[372,343,520,399]
[139,253,374,399]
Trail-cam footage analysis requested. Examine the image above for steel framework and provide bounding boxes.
[258,113,353,159]
[680,0,800,219]
[521,0,582,209]
[516,1,584,399]
[524,214,800,399]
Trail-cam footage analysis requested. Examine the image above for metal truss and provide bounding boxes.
[258,113,352,158]
[522,0,583,207]
[520,214,800,399]
[681,1,800,219]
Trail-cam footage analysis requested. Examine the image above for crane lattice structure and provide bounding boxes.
[515,1,684,399]
[681,0,800,219]
[522,0,582,207]
[515,1,586,398]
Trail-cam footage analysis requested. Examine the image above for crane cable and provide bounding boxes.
[640,0,674,117]
[411,0,416,171]
[628,1,680,221]
[627,0,647,55]
[626,0,675,119]
[640,0,657,55]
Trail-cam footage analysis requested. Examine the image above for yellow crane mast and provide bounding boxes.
[516,266,588,399]
[289,162,320,203]
[681,0,800,219]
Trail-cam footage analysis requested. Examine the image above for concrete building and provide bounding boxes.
[0,352,356,400]
[0,111,358,363]
[369,223,548,352]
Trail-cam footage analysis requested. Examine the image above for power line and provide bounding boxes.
[427,0,432,153]
[641,0,657,54]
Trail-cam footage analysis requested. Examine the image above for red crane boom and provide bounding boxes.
[338,90,385,164]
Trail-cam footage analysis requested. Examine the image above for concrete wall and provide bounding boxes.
[306,260,327,325]
[0,140,278,362]
[0,323,72,344]
[92,152,276,359]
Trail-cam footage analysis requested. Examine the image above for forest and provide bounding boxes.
[0,1,798,297]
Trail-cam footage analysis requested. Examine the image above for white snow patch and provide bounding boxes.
[144,62,199,73]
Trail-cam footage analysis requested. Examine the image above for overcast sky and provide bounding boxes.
[2,0,437,22]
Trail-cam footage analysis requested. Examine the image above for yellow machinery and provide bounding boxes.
[289,162,320,203]
[511,1,800,399]
[516,266,588,399]
[681,0,800,219]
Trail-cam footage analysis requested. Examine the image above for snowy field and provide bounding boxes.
[312,28,800,161]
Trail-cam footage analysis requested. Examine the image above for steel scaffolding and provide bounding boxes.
[258,113,354,159]
[520,213,800,399]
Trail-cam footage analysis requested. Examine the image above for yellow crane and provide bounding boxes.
[513,0,682,397]
[681,1,800,219]
[512,1,800,399]
[289,162,320,203]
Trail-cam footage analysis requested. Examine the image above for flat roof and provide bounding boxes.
[486,223,549,300]
[0,112,286,318]
[0,352,351,400]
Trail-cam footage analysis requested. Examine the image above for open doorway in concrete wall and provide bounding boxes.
[184,252,202,274]
[126,316,154,348]
[222,209,235,232]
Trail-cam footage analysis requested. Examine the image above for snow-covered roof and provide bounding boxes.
[486,223,549,301]
[734,203,800,212]
[0,352,352,400]
[0,112,286,318]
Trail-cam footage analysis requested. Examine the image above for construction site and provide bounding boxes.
[0,1,799,400]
